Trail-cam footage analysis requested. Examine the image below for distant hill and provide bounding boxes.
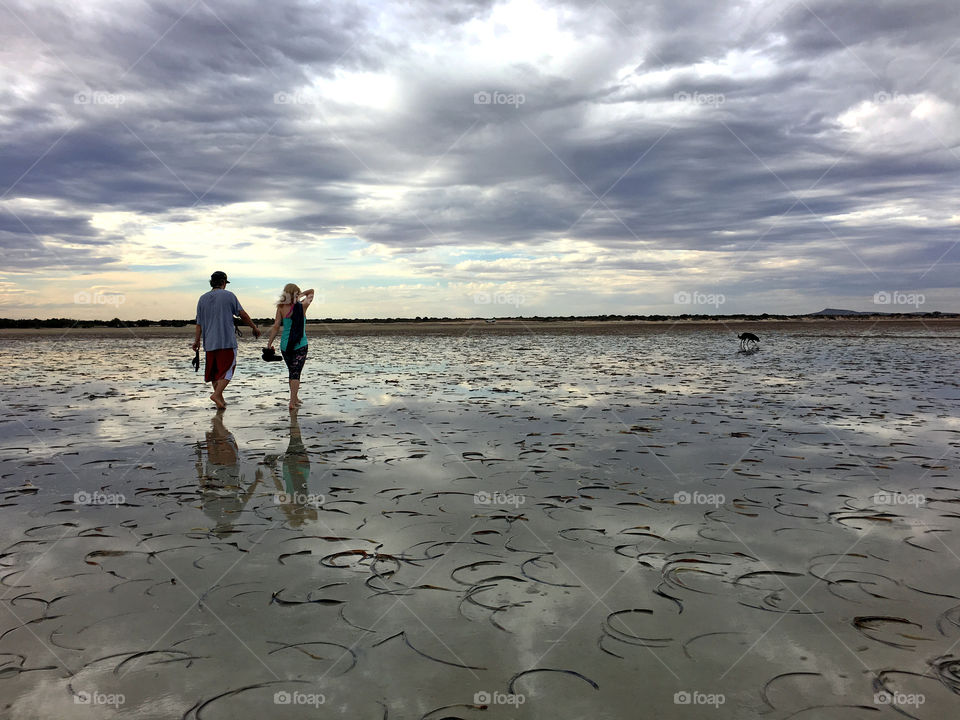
[811,308,872,316]
[811,308,954,317]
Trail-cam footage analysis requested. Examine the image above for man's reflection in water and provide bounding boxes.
[269,408,316,526]
[195,409,260,537]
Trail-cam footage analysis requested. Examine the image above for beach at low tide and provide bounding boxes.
[1,320,959,718]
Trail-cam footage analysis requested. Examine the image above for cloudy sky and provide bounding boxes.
[1,0,958,319]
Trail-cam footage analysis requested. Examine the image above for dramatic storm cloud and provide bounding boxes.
[1,0,958,318]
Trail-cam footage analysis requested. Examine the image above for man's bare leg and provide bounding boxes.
[288,379,301,409]
[210,378,229,409]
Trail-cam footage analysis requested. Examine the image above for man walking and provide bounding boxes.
[192,270,261,409]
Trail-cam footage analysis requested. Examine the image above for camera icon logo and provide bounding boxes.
[673,291,691,304]
[474,491,491,505]
[474,91,491,105]
[74,690,91,704]
[474,691,492,705]
[674,691,691,704]
[874,692,891,704]
[274,691,292,704]
[274,493,292,504]
[673,491,691,504]
[74,491,90,504]
[873,290,891,305]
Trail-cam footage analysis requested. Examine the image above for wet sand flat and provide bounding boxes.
[1,324,959,718]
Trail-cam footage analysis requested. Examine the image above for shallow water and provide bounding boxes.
[1,326,959,718]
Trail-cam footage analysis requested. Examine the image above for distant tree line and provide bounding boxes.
[0,318,193,328]
[0,312,953,329]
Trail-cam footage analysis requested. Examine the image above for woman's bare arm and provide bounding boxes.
[267,307,283,348]
[299,289,315,311]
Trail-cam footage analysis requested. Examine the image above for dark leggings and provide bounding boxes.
[281,345,308,380]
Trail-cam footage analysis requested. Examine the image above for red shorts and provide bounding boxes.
[204,348,237,382]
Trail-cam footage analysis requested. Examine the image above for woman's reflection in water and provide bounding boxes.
[195,409,260,538]
[271,407,317,526]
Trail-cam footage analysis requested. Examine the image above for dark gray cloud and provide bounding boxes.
[1,0,958,312]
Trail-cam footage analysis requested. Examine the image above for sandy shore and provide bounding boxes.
[2,316,958,337]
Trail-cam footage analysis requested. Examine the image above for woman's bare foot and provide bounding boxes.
[210,393,227,409]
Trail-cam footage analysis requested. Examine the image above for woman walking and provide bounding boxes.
[267,284,314,408]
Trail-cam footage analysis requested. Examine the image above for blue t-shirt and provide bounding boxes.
[196,289,242,351]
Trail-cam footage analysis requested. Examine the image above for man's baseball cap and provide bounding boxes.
[210,270,230,284]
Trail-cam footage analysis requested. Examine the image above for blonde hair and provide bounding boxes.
[276,283,300,306]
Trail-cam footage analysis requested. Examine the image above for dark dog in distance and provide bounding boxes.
[738,332,760,351]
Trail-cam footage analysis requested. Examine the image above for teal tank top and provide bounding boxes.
[281,313,308,351]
